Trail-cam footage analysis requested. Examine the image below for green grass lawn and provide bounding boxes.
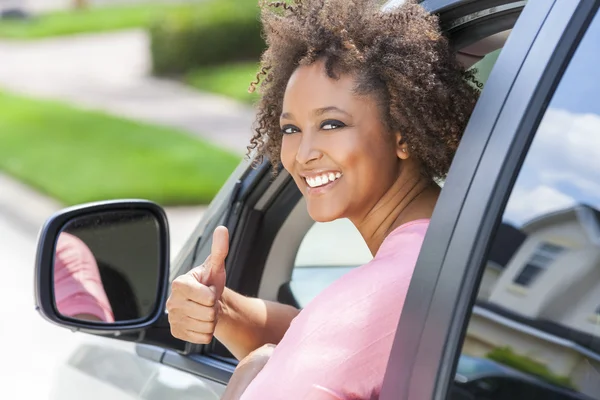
[185,62,260,105]
[0,2,198,39]
[0,91,241,206]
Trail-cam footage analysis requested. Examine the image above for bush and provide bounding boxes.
[486,347,575,389]
[149,0,265,76]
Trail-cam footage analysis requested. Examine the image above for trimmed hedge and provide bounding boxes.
[487,346,575,389]
[149,0,265,76]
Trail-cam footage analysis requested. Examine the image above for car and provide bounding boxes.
[452,355,595,400]
[33,0,600,398]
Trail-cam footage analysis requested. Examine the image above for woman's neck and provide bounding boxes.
[353,175,440,256]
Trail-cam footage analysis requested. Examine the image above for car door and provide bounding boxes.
[380,0,600,399]
[137,0,534,396]
[47,0,537,399]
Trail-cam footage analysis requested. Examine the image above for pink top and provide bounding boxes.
[53,232,115,323]
[240,219,430,399]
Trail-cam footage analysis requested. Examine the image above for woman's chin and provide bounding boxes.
[306,205,343,223]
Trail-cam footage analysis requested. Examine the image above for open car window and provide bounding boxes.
[291,219,373,308]
[288,44,505,308]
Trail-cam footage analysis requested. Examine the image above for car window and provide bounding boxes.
[287,46,504,308]
[291,218,373,308]
[450,11,600,400]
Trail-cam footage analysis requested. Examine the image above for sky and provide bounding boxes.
[502,12,600,227]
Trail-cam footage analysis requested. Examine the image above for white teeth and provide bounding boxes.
[305,172,342,188]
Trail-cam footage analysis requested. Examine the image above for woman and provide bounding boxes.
[54,232,115,323]
[166,0,479,398]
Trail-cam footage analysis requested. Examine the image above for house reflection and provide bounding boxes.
[463,204,600,398]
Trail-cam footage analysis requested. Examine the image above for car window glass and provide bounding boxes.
[291,218,373,308]
[450,11,600,400]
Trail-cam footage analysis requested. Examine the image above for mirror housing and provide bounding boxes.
[34,200,170,334]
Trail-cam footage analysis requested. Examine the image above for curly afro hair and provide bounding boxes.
[247,0,480,181]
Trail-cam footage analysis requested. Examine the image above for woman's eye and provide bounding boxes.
[280,125,299,135]
[321,120,346,130]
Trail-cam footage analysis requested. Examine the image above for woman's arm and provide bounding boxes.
[215,287,300,360]
[220,344,275,400]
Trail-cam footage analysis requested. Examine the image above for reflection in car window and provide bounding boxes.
[452,11,600,400]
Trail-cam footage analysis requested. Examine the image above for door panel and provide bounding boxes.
[381,0,546,398]
[447,6,600,400]
[140,363,225,399]
[49,338,156,400]
[380,0,600,399]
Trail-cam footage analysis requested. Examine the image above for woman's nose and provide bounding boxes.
[295,132,322,165]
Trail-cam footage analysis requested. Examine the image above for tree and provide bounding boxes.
[73,0,89,10]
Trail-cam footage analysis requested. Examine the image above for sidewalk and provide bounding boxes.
[0,172,206,258]
[0,29,255,155]
[2,0,200,14]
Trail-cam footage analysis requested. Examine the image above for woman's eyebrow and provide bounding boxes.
[314,106,351,117]
[280,106,351,120]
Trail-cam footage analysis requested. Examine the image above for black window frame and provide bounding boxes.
[513,242,565,286]
[381,0,600,399]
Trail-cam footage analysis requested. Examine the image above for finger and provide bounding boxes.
[209,226,229,273]
[173,273,217,306]
[180,317,216,334]
[178,300,218,321]
[168,314,215,344]
[180,329,214,344]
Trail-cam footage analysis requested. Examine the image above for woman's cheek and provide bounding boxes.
[280,135,297,172]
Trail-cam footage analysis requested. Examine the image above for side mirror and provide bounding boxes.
[34,200,170,332]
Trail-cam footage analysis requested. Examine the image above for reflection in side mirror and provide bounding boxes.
[53,210,161,324]
[35,200,170,332]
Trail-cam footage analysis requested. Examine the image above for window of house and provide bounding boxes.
[451,10,600,400]
[513,242,565,286]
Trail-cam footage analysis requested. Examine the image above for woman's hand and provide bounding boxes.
[167,227,229,344]
[221,344,276,400]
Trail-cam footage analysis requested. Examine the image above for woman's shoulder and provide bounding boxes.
[375,218,430,261]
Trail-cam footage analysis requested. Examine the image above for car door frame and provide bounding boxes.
[134,0,538,390]
[136,0,526,390]
[380,0,600,399]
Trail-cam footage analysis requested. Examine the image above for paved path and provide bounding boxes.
[0,172,206,259]
[2,0,199,14]
[0,29,256,155]
[0,210,87,398]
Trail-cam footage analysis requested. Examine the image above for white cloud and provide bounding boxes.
[504,185,576,226]
[503,108,600,226]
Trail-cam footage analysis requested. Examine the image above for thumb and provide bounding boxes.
[208,225,229,275]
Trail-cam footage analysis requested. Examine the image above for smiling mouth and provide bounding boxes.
[304,172,342,188]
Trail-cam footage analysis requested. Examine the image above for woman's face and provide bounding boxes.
[280,61,407,223]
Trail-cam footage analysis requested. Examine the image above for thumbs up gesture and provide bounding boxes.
[167,226,229,344]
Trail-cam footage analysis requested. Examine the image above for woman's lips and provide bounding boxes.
[304,174,342,195]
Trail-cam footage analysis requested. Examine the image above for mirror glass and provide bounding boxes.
[53,209,161,323]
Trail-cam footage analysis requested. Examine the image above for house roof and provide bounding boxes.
[488,222,528,268]
[522,204,600,245]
